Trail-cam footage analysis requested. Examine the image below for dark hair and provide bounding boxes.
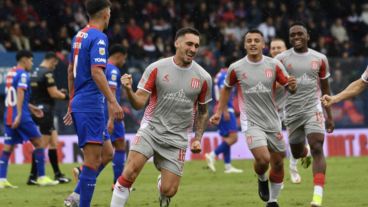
[175,27,200,40]
[109,44,127,56]
[85,0,111,17]
[16,50,33,61]
[44,52,57,60]
[244,29,264,38]
[290,21,307,30]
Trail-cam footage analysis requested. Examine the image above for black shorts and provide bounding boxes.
[32,104,55,135]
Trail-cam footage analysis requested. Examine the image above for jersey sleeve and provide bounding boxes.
[137,65,158,93]
[107,67,119,88]
[274,59,289,86]
[361,66,368,83]
[90,34,108,68]
[319,55,330,79]
[198,74,213,104]
[44,71,56,88]
[17,72,29,89]
[224,65,238,87]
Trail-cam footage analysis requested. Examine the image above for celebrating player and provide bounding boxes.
[63,0,123,206]
[275,22,334,207]
[110,27,212,207]
[210,29,297,207]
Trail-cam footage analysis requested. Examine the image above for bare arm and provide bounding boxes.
[194,103,209,141]
[67,64,74,106]
[47,86,67,99]
[209,86,232,125]
[12,88,25,128]
[333,79,367,103]
[320,78,333,119]
[121,74,150,110]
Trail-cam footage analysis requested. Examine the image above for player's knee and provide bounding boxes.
[310,142,324,157]
[160,185,178,197]
[255,156,270,167]
[30,138,43,148]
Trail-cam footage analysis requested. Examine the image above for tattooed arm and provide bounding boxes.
[191,103,209,153]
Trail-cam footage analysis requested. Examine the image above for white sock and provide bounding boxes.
[313,185,323,197]
[269,182,283,202]
[289,156,298,170]
[110,181,130,207]
[224,163,232,170]
[258,173,268,182]
[210,151,216,158]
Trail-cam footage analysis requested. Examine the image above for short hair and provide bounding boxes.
[244,29,264,38]
[16,50,33,61]
[109,44,127,56]
[270,37,285,43]
[290,21,307,30]
[85,0,111,17]
[175,27,200,40]
[44,52,57,60]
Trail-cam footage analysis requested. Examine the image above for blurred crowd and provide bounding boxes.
[0,0,368,75]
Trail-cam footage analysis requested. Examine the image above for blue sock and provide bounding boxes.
[0,151,11,178]
[223,145,231,164]
[214,141,230,157]
[34,148,45,177]
[79,165,97,207]
[112,150,125,183]
[74,164,105,195]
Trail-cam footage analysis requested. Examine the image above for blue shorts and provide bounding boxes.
[4,121,41,145]
[110,121,125,142]
[218,112,238,137]
[72,112,104,148]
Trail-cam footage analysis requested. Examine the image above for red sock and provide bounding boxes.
[117,176,133,188]
[313,173,325,187]
[269,169,284,183]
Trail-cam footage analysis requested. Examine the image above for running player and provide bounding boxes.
[270,38,304,184]
[0,50,58,188]
[205,65,243,174]
[210,29,297,207]
[110,27,212,207]
[27,52,71,185]
[275,22,334,207]
[63,1,123,206]
[322,65,368,106]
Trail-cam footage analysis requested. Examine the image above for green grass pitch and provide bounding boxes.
[0,157,367,207]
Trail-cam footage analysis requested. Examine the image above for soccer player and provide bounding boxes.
[274,23,334,207]
[104,44,128,185]
[110,27,212,207]
[63,1,123,206]
[0,50,59,188]
[321,66,368,106]
[27,52,71,185]
[270,38,304,184]
[205,66,243,174]
[210,29,297,207]
[64,45,127,207]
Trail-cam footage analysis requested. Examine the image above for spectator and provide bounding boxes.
[126,18,144,43]
[331,18,349,43]
[258,17,276,43]
[10,23,30,51]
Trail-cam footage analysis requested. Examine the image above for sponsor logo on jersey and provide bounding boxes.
[163,89,191,103]
[311,60,319,70]
[297,73,313,85]
[191,78,200,89]
[94,58,106,63]
[245,82,271,94]
[97,39,106,46]
[99,48,105,55]
[265,68,273,78]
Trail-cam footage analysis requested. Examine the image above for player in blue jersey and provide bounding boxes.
[105,45,128,185]
[63,1,123,207]
[205,67,243,173]
[0,50,59,188]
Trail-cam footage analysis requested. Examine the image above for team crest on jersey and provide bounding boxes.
[287,64,293,69]
[265,69,273,78]
[191,78,200,89]
[99,47,105,55]
[163,74,169,82]
[241,72,247,80]
[111,74,117,81]
[311,61,319,70]
[21,76,27,83]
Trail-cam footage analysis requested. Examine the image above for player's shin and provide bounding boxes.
[269,169,284,203]
[79,165,98,207]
